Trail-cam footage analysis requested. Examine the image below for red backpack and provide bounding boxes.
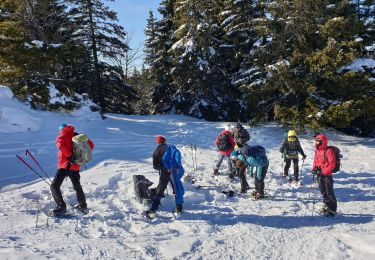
[324,146,342,173]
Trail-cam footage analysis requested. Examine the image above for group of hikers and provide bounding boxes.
[51,122,338,220]
[212,123,338,217]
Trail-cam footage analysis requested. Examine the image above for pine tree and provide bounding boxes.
[149,0,176,113]
[0,0,77,108]
[66,0,129,114]
[169,0,245,121]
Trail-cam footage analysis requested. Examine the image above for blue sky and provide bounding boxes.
[107,0,161,66]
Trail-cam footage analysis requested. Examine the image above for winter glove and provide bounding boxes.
[302,154,307,159]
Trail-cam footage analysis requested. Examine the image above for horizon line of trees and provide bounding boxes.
[1,0,374,136]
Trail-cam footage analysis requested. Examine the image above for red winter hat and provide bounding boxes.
[155,135,166,144]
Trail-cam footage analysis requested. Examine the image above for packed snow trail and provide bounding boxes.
[0,113,375,259]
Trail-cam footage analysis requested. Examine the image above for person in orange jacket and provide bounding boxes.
[312,134,337,216]
[214,124,236,178]
[50,123,94,215]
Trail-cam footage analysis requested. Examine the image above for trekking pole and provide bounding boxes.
[191,144,194,172]
[16,155,51,186]
[25,150,52,183]
[194,145,197,171]
[311,175,317,218]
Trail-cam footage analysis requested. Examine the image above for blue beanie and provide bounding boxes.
[59,123,67,131]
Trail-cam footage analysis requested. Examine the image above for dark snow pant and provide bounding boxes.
[215,154,233,174]
[254,165,268,196]
[238,167,250,192]
[150,170,171,212]
[50,169,86,208]
[317,175,337,212]
[284,158,299,181]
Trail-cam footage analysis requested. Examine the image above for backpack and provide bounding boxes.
[217,133,232,151]
[325,146,342,173]
[162,145,185,178]
[72,134,92,166]
[241,145,266,158]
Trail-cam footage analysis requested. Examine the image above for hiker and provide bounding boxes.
[144,135,185,218]
[214,124,236,178]
[231,144,269,199]
[279,130,306,182]
[50,123,94,214]
[312,134,337,216]
[232,122,250,147]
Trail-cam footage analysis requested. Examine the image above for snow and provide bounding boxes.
[326,4,336,9]
[338,58,375,73]
[1,94,375,259]
[31,40,45,48]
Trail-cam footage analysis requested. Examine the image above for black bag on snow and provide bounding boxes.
[133,175,153,204]
[217,133,232,151]
[325,146,342,173]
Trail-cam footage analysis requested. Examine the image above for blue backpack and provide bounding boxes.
[162,145,185,178]
[161,145,185,205]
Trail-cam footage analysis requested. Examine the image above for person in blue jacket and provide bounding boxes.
[144,135,185,219]
[231,144,269,199]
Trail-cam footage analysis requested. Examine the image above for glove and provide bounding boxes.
[302,154,306,159]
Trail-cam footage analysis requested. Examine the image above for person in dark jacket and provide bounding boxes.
[51,123,94,214]
[232,122,250,147]
[279,130,306,182]
[312,134,337,217]
[144,135,183,218]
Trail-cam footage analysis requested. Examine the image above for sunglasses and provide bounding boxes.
[315,140,322,145]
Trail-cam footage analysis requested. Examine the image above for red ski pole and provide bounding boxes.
[25,150,52,183]
[16,155,51,186]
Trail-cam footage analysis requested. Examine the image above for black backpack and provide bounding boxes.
[217,133,232,151]
[325,146,342,173]
[241,145,266,158]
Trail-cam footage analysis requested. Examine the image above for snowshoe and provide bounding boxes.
[45,209,75,218]
[73,204,89,215]
[52,205,67,215]
[251,191,265,200]
[142,210,157,220]
[222,190,235,197]
[213,169,219,176]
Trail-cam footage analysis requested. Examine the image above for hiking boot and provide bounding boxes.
[176,204,183,214]
[53,204,67,215]
[228,173,234,180]
[240,188,247,194]
[213,169,219,176]
[251,191,258,197]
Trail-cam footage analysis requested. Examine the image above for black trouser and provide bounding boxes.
[50,169,86,208]
[254,165,268,195]
[150,170,171,211]
[238,167,250,192]
[284,158,299,181]
[317,175,337,212]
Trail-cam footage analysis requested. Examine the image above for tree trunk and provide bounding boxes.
[86,0,105,115]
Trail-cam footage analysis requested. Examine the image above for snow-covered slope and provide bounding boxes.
[0,87,375,259]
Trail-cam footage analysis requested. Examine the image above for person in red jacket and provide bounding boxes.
[214,124,236,178]
[311,134,337,216]
[50,123,94,215]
